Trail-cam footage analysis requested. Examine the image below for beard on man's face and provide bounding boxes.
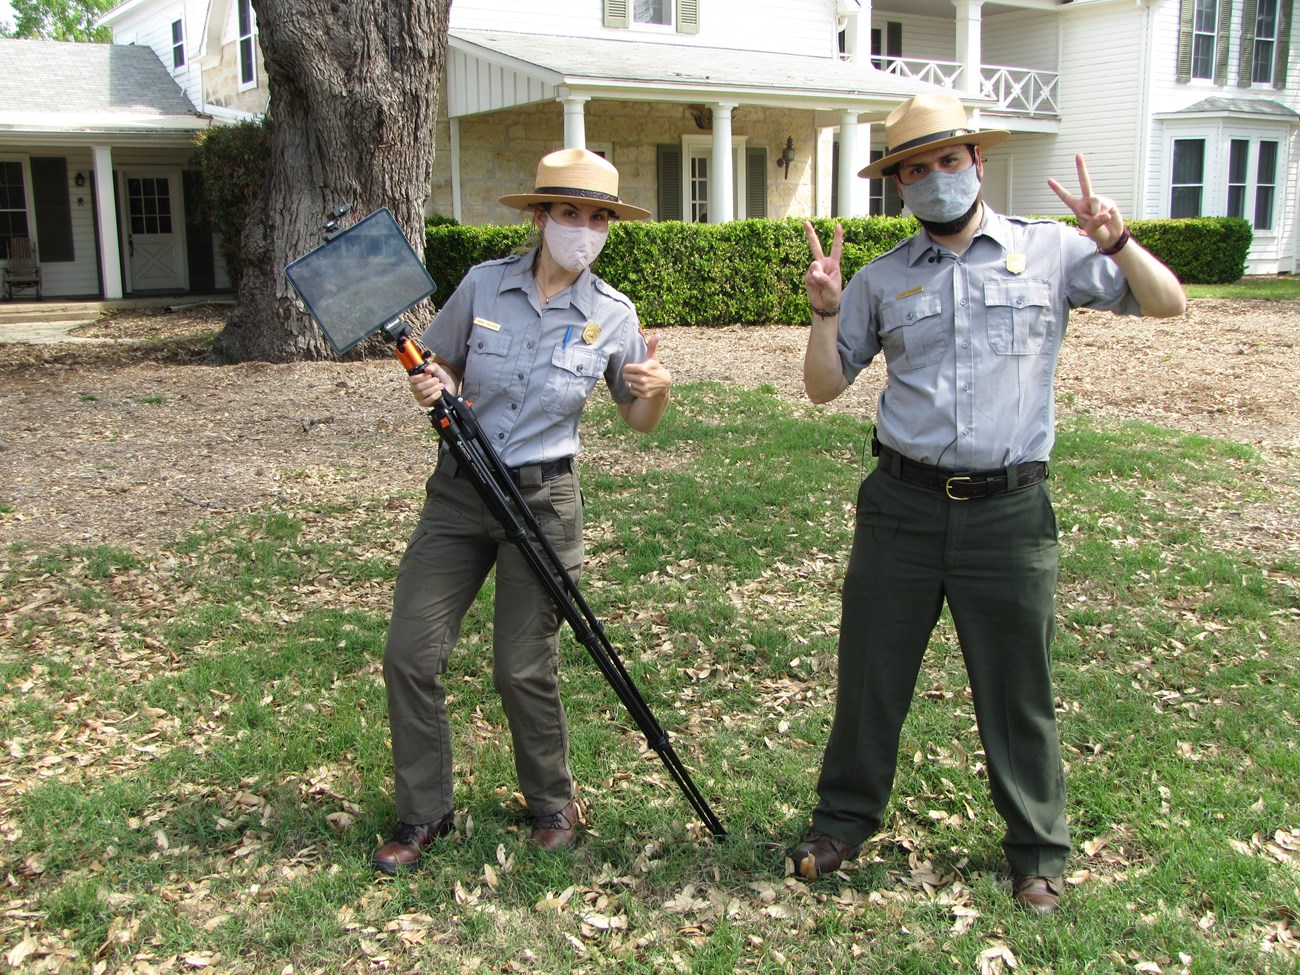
[916,197,982,238]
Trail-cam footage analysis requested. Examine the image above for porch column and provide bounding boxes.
[841,1,871,62]
[952,0,985,97]
[838,112,872,218]
[559,94,590,149]
[449,117,463,223]
[91,145,122,300]
[709,102,736,223]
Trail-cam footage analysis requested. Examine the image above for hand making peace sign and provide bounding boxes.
[1048,154,1127,252]
[803,221,844,313]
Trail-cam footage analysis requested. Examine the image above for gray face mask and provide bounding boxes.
[900,164,982,223]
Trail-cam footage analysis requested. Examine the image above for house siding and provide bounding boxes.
[1006,3,1149,220]
[1144,0,1299,272]
[449,0,834,56]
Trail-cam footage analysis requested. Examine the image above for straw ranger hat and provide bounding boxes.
[859,93,1009,180]
[500,147,650,221]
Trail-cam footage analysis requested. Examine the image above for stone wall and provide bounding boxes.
[428,96,821,225]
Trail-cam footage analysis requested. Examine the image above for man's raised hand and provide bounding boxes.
[804,221,844,313]
[1048,154,1125,251]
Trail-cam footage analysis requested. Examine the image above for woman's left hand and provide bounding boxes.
[623,335,672,399]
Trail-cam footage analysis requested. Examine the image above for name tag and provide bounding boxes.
[895,286,923,300]
[473,317,501,332]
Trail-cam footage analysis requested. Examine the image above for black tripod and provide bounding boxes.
[383,319,726,838]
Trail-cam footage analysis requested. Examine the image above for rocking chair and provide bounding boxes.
[3,237,41,300]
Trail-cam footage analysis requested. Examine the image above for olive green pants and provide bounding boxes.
[811,466,1070,877]
[383,458,583,825]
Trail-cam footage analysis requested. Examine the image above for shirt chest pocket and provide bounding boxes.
[879,290,945,371]
[542,345,608,416]
[463,328,513,401]
[984,278,1053,356]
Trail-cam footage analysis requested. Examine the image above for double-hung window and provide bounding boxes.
[1253,141,1278,230]
[1191,0,1217,79]
[1252,0,1279,84]
[0,160,30,261]
[1170,139,1205,217]
[171,19,185,70]
[238,0,256,87]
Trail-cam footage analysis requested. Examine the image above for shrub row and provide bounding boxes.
[425,215,1251,326]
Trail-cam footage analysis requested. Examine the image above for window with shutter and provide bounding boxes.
[677,0,700,34]
[1176,0,1195,83]
[657,144,683,221]
[1239,0,1258,86]
[745,147,767,219]
[30,157,74,263]
[604,0,630,29]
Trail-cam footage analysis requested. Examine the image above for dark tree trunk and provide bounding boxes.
[211,0,449,363]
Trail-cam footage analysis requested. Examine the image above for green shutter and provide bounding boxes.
[657,144,682,221]
[30,157,74,263]
[603,0,629,29]
[677,0,700,34]
[1239,0,1258,87]
[1275,0,1293,88]
[1213,0,1231,84]
[1177,0,1194,83]
[745,147,767,219]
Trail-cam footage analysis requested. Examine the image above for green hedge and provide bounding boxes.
[425,215,1249,326]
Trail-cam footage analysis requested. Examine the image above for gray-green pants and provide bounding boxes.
[811,465,1070,876]
[383,457,583,825]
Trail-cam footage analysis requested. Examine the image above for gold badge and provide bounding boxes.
[895,286,923,300]
[1006,253,1026,275]
[473,316,502,331]
[582,321,601,345]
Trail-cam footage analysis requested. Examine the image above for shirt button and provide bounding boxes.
[957,258,966,266]
[906,312,914,321]
[960,298,968,307]
[962,429,970,437]
[962,341,970,349]
[517,373,525,381]
[510,403,518,411]
[1016,297,1025,306]
[963,383,971,391]
[527,341,535,349]
[497,432,505,440]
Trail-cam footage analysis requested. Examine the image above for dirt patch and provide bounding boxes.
[0,301,1297,556]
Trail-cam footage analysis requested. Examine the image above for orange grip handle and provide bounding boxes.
[394,337,428,375]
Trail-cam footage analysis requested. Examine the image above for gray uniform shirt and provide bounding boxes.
[838,208,1142,470]
[421,250,644,468]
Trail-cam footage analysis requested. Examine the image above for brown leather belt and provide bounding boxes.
[876,443,1047,501]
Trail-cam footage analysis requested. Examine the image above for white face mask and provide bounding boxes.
[542,218,609,273]
[901,164,982,224]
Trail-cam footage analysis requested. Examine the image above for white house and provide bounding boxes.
[2,0,1295,301]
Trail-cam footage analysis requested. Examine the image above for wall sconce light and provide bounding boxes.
[689,106,713,130]
[74,172,86,187]
[775,137,796,178]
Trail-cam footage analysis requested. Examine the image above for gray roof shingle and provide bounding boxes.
[0,38,201,119]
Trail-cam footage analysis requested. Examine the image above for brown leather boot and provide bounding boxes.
[372,811,455,875]
[529,800,580,851]
[790,830,862,879]
[1012,874,1063,915]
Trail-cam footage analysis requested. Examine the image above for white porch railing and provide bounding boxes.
[877,58,1060,116]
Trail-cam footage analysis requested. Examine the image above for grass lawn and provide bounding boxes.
[2,381,1298,975]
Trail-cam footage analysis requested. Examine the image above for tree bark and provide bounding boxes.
[211,0,449,363]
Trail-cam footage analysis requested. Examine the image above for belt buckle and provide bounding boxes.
[944,475,972,501]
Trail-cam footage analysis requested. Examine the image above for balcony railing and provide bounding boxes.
[876,58,1060,116]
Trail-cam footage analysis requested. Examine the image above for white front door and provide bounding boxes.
[122,170,185,291]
